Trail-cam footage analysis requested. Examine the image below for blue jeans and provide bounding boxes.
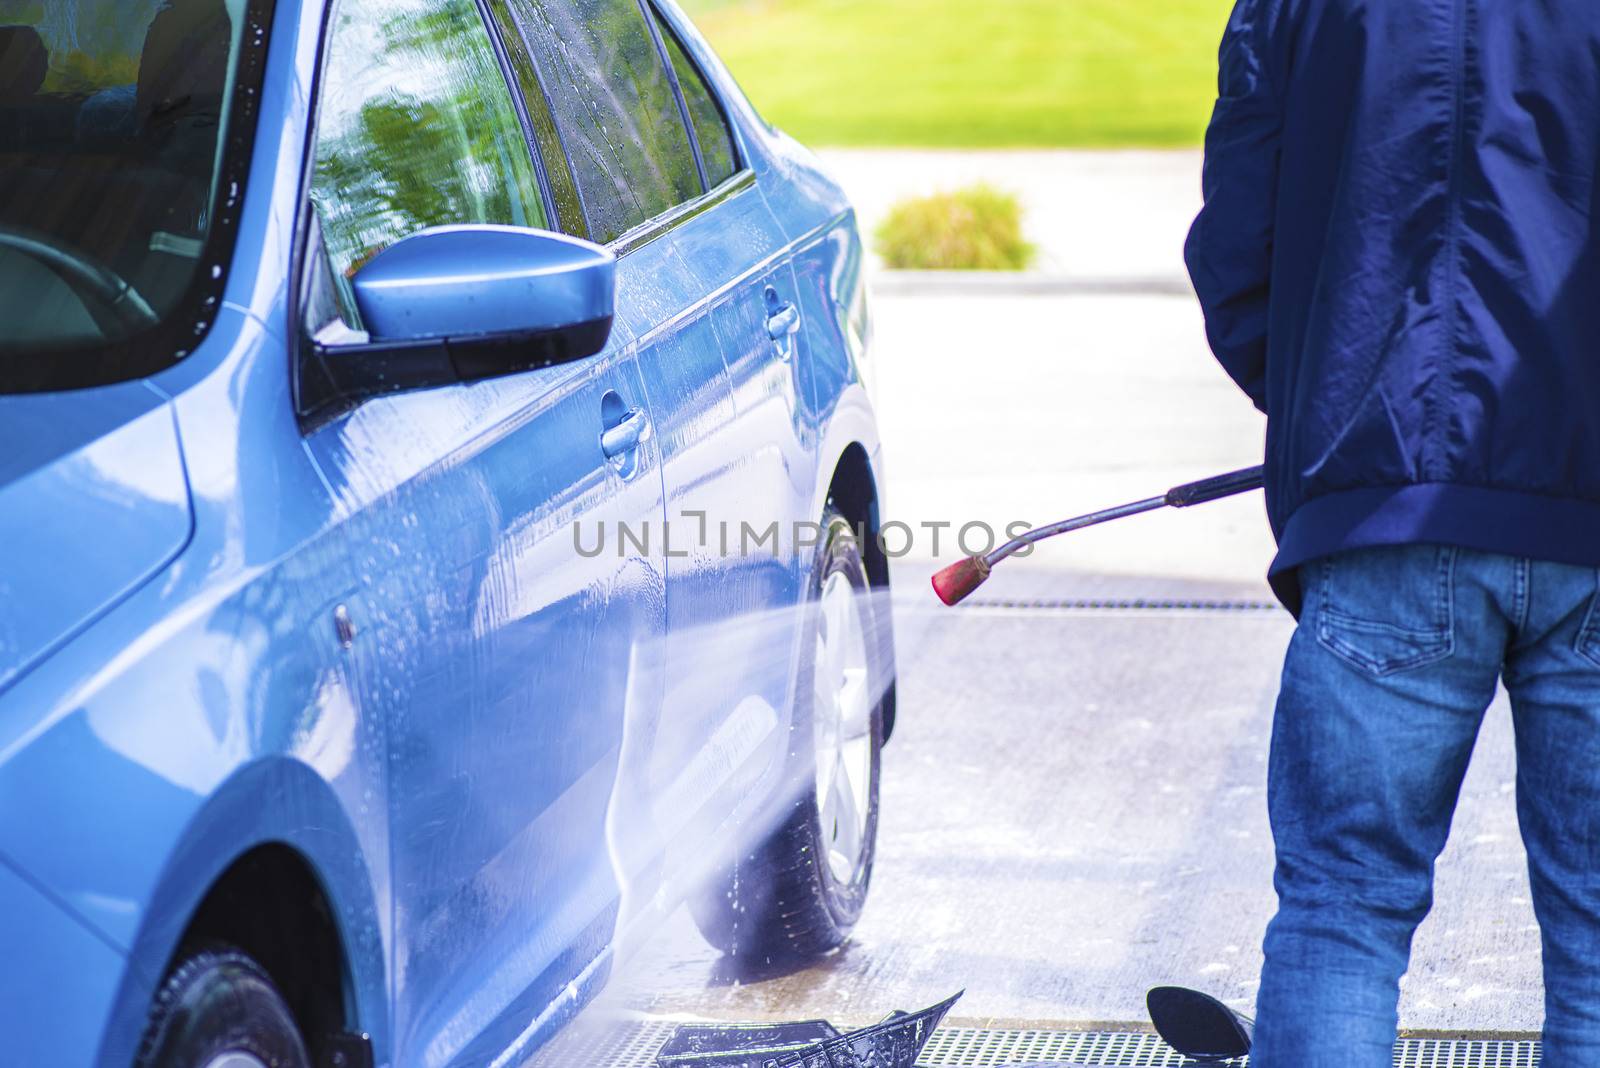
[1255,545,1600,1067]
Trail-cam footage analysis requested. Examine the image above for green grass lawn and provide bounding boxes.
[679,0,1234,148]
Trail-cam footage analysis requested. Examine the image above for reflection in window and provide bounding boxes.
[310,0,546,326]
[652,9,738,189]
[499,0,702,244]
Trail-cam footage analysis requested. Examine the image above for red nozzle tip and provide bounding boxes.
[932,556,992,607]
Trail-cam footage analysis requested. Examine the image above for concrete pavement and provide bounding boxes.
[604,581,1538,1035]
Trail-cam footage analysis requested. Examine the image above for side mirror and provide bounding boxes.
[304,224,616,413]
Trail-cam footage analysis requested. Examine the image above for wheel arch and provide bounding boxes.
[172,843,351,1063]
[97,758,388,1068]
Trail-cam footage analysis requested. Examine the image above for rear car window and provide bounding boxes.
[309,0,548,329]
[497,0,703,245]
[651,8,739,188]
[0,0,269,392]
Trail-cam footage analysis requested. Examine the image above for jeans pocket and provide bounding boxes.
[1573,572,1600,668]
[1313,545,1457,678]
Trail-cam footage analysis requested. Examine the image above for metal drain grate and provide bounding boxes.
[959,598,1283,613]
[1389,1042,1540,1068]
[527,1021,1540,1068]
[919,1028,1192,1065]
[527,1019,678,1067]
[917,1028,1540,1067]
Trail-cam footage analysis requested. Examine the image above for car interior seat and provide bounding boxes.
[137,0,233,184]
[0,25,46,107]
[0,26,51,155]
[124,0,236,309]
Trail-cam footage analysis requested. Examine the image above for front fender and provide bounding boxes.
[93,757,389,1067]
[0,855,126,1064]
[0,526,391,1066]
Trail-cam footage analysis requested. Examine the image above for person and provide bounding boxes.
[1185,1,1600,1065]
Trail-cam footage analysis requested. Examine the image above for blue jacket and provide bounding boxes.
[1187,0,1600,614]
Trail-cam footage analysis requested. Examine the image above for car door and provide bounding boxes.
[298,1,667,1063]
[651,7,822,826]
[485,0,778,934]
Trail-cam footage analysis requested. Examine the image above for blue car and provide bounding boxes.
[0,0,893,1064]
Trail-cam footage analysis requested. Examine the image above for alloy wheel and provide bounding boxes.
[813,569,874,885]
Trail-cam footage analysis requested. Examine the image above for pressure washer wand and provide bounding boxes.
[931,465,1266,606]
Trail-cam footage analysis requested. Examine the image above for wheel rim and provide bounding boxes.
[813,568,874,885]
[203,1055,269,1068]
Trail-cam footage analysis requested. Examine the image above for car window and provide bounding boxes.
[651,9,739,188]
[309,0,547,328]
[480,1,587,237]
[0,0,268,392]
[496,0,703,245]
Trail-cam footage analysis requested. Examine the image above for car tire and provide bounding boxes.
[691,505,885,964]
[137,947,310,1068]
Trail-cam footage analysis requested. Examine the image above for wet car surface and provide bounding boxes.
[0,1,891,1064]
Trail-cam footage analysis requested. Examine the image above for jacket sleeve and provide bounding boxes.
[1185,0,1283,414]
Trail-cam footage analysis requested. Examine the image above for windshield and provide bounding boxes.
[0,0,268,393]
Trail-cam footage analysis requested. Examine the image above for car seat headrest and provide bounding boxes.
[136,0,231,139]
[0,25,47,105]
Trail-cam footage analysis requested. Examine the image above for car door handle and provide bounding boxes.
[601,407,650,458]
[766,302,801,341]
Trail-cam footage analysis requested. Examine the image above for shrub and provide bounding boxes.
[873,185,1037,271]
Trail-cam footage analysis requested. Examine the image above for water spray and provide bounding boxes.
[931,466,1266,606]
